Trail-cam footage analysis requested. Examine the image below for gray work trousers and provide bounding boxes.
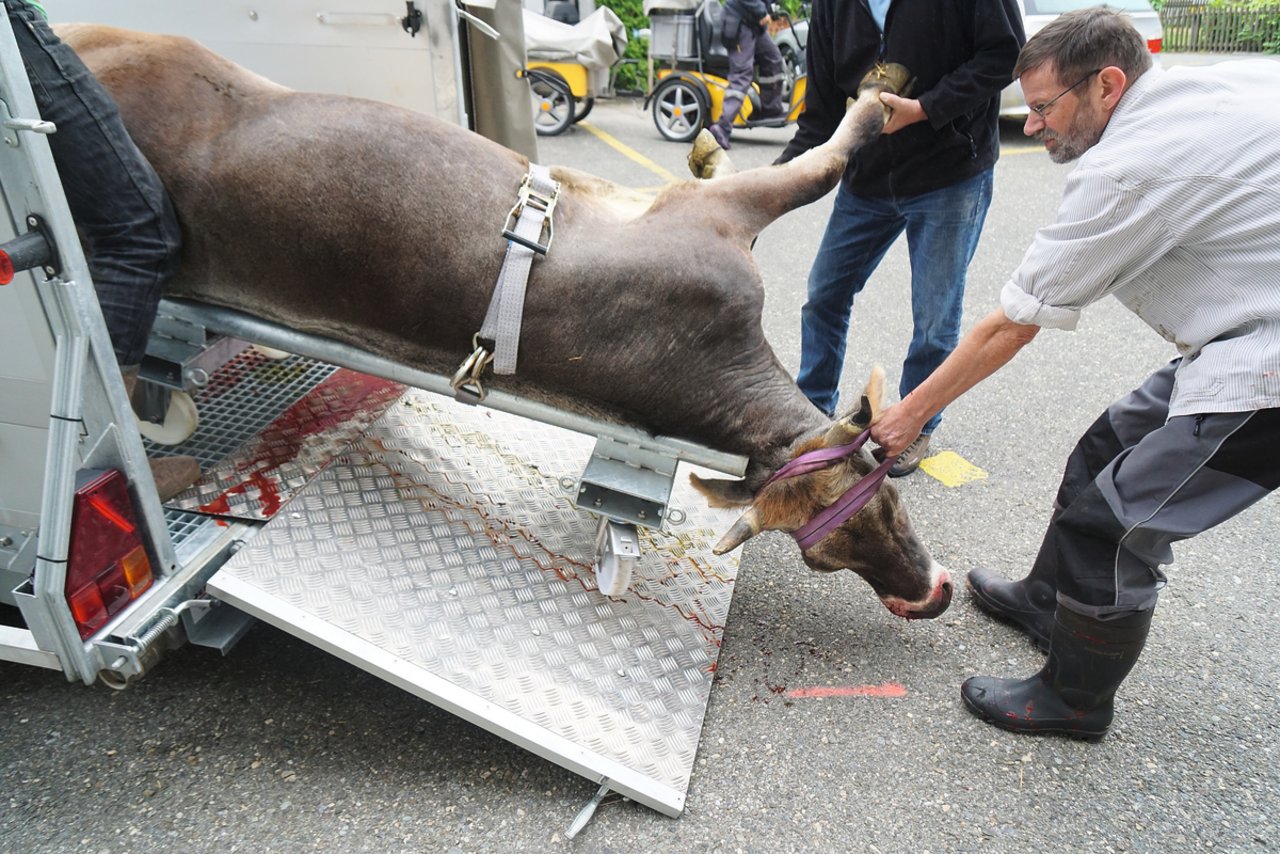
[1048,360,1279,617]
[717,22,785,134]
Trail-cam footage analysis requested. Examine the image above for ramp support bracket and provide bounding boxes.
[565,778,613,840]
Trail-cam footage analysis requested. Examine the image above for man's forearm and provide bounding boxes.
[872,308,1040,455]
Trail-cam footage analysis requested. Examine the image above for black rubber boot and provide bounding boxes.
[966,514,1061,652]
[960,606,1153,740]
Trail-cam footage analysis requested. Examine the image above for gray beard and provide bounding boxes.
[1040,105,1105,164]
[1044,130,1093,163]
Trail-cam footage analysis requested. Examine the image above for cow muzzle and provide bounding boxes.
[880,563,953,620]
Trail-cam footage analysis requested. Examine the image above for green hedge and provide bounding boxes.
[1155,0,1280,53]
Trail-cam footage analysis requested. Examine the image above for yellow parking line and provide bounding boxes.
[919,450,989,487]
[578,121,682,184]
[1003,144,1044,156]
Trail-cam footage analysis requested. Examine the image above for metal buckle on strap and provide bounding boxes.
[501,172,559,255]
[450,335,494,403]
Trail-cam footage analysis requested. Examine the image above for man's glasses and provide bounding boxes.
[1029,68,1102,119]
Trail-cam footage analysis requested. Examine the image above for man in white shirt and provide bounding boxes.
[871,6,1280,739]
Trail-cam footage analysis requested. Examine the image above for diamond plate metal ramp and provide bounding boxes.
[207,390,741,816]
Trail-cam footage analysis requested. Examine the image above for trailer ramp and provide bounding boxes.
[207,389,741,817]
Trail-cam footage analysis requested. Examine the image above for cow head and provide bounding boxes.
[692,368,951,620]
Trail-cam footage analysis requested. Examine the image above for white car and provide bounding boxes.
[1000,0,1164,118]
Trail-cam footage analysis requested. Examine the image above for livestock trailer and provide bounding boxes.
[0,4,749,831]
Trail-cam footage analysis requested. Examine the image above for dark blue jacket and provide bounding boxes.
[721,0,770,46]
[778,0,1024,198]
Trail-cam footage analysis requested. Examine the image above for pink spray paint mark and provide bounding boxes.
[785,682,907,700]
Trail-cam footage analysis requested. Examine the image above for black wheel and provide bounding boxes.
[651,77,708,143]
[779,46,800,99]
[572,96,595,124]
[528,69,575,136]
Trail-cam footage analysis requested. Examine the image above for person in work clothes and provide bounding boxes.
[777,0,1024,476]
[872,7,1280,738]
[5,0,198,499]
[708,0,787,150]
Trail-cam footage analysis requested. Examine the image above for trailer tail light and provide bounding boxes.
[65,470,154,639]
[0,224,56,285]
[1148,37,1162,54]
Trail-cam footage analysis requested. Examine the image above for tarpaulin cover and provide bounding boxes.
[523,6,627,67]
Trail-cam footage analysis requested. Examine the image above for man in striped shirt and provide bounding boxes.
[871,6,1280,739]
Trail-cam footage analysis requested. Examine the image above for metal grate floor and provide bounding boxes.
[144,351,336,469]
[143,349,336,547]
[161,508,212,550]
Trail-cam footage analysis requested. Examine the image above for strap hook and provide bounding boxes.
[450,335,494,402]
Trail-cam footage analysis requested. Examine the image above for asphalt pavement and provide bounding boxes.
[3,55,1278,853]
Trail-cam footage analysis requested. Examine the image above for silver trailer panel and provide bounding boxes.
[47,0,539,157]
[208,390,742,816]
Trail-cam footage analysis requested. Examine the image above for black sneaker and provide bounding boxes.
[888,433,931,478]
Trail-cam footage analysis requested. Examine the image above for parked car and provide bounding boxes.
[1000,0,1164,118]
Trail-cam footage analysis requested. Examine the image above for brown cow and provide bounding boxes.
[59,25,951,619]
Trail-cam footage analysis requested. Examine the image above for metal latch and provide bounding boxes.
[502,172,559,255]
[401,1,422,36]
[0,96,55,149]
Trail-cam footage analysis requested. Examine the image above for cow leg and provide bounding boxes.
[686,64,913,244]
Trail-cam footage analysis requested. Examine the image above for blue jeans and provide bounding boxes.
[6,0,181,366]
[797,171,993,433]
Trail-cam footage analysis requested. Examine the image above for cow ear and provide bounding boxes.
[824,365,885,445]
[689,472,755,508]
[859,363,886,423]
[691,474,765,553]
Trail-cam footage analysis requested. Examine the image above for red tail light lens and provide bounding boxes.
[0,227,54,285]
[1148,37,1162,54]
[65,470,154,639]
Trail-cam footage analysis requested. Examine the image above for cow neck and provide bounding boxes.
[764,428,894,551]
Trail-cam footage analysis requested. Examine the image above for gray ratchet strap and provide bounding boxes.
[452,163,560,403]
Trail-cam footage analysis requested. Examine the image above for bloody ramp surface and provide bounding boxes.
[207,391,742,816]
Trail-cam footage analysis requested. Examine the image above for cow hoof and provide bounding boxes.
[688,129,737,180]
[136,389,199,446]
[858,62,914,98]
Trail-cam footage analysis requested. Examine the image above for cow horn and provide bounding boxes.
[712,507,762,554]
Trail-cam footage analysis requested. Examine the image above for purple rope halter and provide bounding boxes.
[762,428,894,551]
